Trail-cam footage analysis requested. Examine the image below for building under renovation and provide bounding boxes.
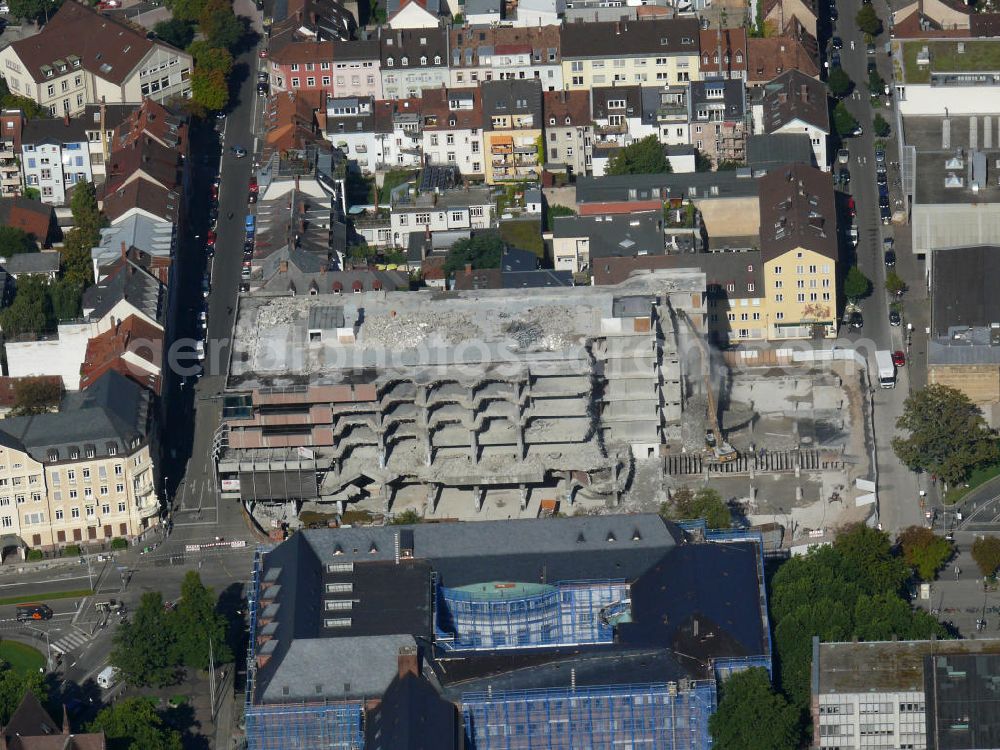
[216,270,706,519]
[244,514,771,750]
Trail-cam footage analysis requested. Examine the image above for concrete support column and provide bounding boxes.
[470,429,478,465]
[520,483,529,511]
[516,417,526,461]
[380,483,394,514]
[377,430,387,470]
[474,485,485,514]
[425,484,440,515]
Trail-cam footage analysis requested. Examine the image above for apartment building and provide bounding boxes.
[330,39,383,100]
[482,79,542,184]
[561,19,702,91]
[756,69,829,170]
[324,96,379,173]
[759,164,838,339]
[389,180,493,247]
[20,116,93,205]
[449,26,563,91]
[0,2,191,116]
[0,370,159,551]
[551,212,665,273]
[542,89,591,176]
[0,111,23,197]
[688,79,748,167]
[420,87,485,176]
[379,28,450,99]
[266,39,335,96]
[699,27,748,81]
[590,85,657,173]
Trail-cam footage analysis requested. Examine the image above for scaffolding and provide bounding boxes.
[462,681,717,750]
[435,579,628,651]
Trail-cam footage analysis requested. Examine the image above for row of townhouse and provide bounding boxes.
[0,2,192,119]
[265,17,819,102]
[0,98,192,555]
[322,67,829,181]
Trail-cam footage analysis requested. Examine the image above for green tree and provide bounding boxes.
[443,232,504,275]
[660,486,732,528]
[0,276,51,338]
[153,19,196,49]
[0,78,50,119]
[89,698,183,750]
[188,41,234,76]
[605,135,672,176]
[70,181,102,244]
[190,67,230,113]
[172,572,232,671]
[391,508,423,525]
[9,376,61,417]
[110,592,179,687]
[885,270,906,297]
[897,526,953,581]
[199,0,243,50]
[856,4,883,35]
[0,668,47,725]
[59,229,95,289]
[874,113,891,138]
[833,101,860,137]
[0,226,37,257]
[892,385,999,487]
[164,0,207,22]
[709,667,801,750]
[868,68,886,95]
[48,277,83,321]
[844,266,871,302]
[827,66,852,98]
[972,536,1000,578]
[694,149,713,172]
[7,0,62,23]
[22,188,41,201]
[546,204,576,231]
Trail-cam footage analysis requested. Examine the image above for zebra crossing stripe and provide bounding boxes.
[51,631,89,655]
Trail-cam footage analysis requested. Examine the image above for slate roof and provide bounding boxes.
[365,673,459,750]
[931,246,1000,335]
[591,85,643,121]
[0,370,149,463]
[480,79,543,122]
[542,89,591,127]
[452,247,572,289]
[21,116,89,146]
[101,177,179,223]
[10,1,161,85]
[553,212,665,260]
[576,171,760,205]
[420,87,484,131]
[560,17,700,59]
[746,133,815,171]
[761,68,829,133]
[592,251,763,299]
[379,28,448,67]
[2,252,60,276]
[757,163,838,263]
[81,255,164,324]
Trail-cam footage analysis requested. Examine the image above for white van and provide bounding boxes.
[97,665,119,690]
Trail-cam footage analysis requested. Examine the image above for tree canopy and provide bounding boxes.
[856,4,883,35]
[9,377,61,417]
[709,667,801,750]
[164,0,207,23]
[172,571,232,671]
[892,385,999,487]
[843,266,871,302]
[89,698,183,750]
[833,102,860,137]
[0,276,52,338]
[0,227,37,257]
[7,0,62,23]
[188,42,235,76]
[885,270,906,297]
[827,67,852,98]
[605,135,672,176]
[199,0,243,51]
[874,113,891,138]
[972,536,1000,578]
[153,19,196,49]
[190,68,230,113]
[868,68,886,95]
[660,486,732,529]
[546,204,576,232]
[0,79,50,119]
[443,232,504,276]
[897,526,953,581]
[0,664,46,725]
[770,524,945,710]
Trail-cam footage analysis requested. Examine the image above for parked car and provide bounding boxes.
[249,192,258,204]
[831,49,841,67]
[876,171,887,185]
[839,167,850,186]
[831,36,843,50]
[258,48,268,58]
[257,71,268,82]
[829,4,838,20]
[892,350,906,367]
[889,309,901,326]
[880,204,892,224]
[875,148,886,164]
[838,148,850,164]
[206,229,217,247]
[847,196,856,217]
[878,183,889,198]
[849,310,863,330]
[256,82,269,97]
[884,248,896,267]
[867,43,876,55]
[231,146,248,158]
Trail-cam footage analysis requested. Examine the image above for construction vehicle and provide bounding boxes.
[678,311,738,463]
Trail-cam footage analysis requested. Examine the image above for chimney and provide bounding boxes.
[464,262,472,276]
[279,260,288,273]
[62,704,70,734]
[121,241,127,259]
[397,645,419,679]
[299,218,306,233]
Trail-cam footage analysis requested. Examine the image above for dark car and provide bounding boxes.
[875,148,886,164]
[876,171,887,185]
[256,82,268,97]
[831,36,843,49]
[889,309,901,326]
[866,43,876,55]
[257,71,268,82]
[829,4,838,20]
[16,604,53,622]
[878,194,890,209]
[831,49,841,67]
[880,204,892,224]
[849,311,863,330]
[884,249,896,266]
[878,182,889,198]
[839,167,850,186]
[249,192,258,204]
[867,60,877,74]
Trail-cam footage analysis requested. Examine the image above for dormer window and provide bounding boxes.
[401,56,408,66]
[434,55,441,65]
[549,116,555,125]
[386,57,394,67]
[565,116,571,125]
[420,56,427,65]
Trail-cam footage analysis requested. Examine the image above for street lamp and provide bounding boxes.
[21,624,52,670]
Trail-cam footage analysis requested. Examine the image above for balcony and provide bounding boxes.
[491,144,513,155]
[0,150,14,160]
[1,176,21,187]
[595,123,628,135]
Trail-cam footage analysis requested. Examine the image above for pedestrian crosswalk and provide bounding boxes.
[50,629,90,656]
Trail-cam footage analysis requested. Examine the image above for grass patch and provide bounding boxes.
[380,169,419,201]
[500,218,544,257]
[0,641,45,673]
[945,463,1000,505]
[901,40,1000,83]
[0,589,92,607]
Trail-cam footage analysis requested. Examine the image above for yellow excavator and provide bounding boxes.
[679,311,738,464]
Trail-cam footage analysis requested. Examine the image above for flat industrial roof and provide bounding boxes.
[905,115,1000,206]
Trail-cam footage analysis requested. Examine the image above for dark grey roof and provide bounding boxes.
[592,85,643,121]
[746,133,815,171]
[465,0,501,14]
[379,28,448,67]
[365,673,459,750]
[0,370,149,462]
[2,252,60,275]
[926,653,1000,750]
[931,246,1000,335]
[689,79,746,120]
[760,68,830,134]
[81,256,163,323]
[331,38,380,61]
[82,103,134,132]
[481,79,543,124]
[561,17,701,59]
[503,269,573,288]
[502,246,541,273]
[576,171,761,204]
[308,305,345,330]
[21,116,89,145]
[553,212,665,260]
[387,0,440,16]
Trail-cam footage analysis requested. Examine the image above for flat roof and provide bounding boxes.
[816,639,1000,694]
[901,39,1000,84]
[904,115,1000,206]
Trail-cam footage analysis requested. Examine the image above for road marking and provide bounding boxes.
[51,629,91,656]
[0,573,92,588]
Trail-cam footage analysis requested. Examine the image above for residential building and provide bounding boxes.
[2,252,60,282]
[512,0,564,26]
[5,321,99,390]
[542,89,592,176]
[330,39,383,100]
[927,245,1000,424]
[0,110,23,197]
[699,27,748,80]
[0,1,192,116]
[325,96,379,173]
[812,638,1000,750]
[482,79,542,184]
[260,90,325,165]
[590,85,656,164]
[0,691,104,749]
[648,85,692,147]
[243,516,771,749]
[452,246,573,289]
[267,37,334,97]
[0,370,160,549]
[0,197,58,246]
[253,252,408,294]
[81,253,165,332]
[373,98,424,170]
[892,38,1000,115]
[449,26,563,91]
[561,19,702,91]
[217,270,707,512]
[420,87,485,176]
[379,28,450,99]
[688,79,748,166]
[746,132,815,172]
[893,0,972,34]
[20,115,93,205]
[551,211,665,273]
[756,69,830,171]
[82,102,134,183]
[78,314,163,395]
[91,215,176,284]
[758,164,838,339]
[387,0,442,28]
[761,0,818,40]
[389,181,493,248]
[745,35,820,85]
[465,0,502,25]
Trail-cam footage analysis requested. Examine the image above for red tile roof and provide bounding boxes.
[420,87,484,130]
[0,198,54,244]
[746,35,819,84]
[698,28,748,77]
[101,176,178,223]
[79,314,163,394]
[542,89,591,127]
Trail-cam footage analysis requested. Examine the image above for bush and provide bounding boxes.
[62,545,81,557]
[110,538,128,551]
[25,550,42,561]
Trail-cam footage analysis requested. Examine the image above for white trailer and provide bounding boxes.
[875,350,896,389]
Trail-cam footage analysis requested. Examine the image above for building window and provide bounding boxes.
[118,501,126,513]
[306,77,315,87]
[55,509,63,520]
[291,78,300,87]
[71,507,80,519]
